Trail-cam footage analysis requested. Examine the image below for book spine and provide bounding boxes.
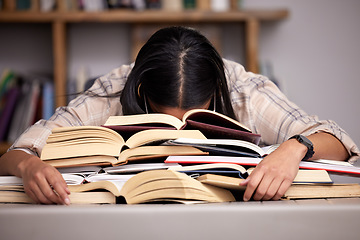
[0,87,20,141]
[3,0,17,11]
[42,81,54,120]
[16,0,33,10]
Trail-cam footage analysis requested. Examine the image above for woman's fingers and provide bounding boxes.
[24,180,53,204]
[242,159,297,201]
[242,168,264,201]
[39,168,71,205]
[273,179,292,200]
[21,157,71,205]
[39,179,66,204]
[24,187,40,204]
[252,175,277,201]
[47,173,71,205]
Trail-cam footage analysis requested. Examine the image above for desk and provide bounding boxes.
[1,198,360,240]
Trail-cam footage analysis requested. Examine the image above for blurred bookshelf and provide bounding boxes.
[0,0,288,154]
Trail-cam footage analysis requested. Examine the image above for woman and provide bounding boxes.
[0,26,358,205]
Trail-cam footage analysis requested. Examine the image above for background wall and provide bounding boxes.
[0,0,359,148]
[242,0,360,150]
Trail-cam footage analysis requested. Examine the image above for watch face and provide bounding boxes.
[291,135,314,160]
[299,135,313,147]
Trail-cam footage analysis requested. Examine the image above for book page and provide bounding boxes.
[103,162,181,174]
[119,170,235,204]
[41,141,123,160]
[104,114,184,129]
[168,163,247,175]
[45,155,118,168]
[68,180,127,197]
[124,129,206,149]
[196,174,246,190]
[118,145,206,165]
[168,138,265,157]
[85,173,134,183]
[48,126,124,144]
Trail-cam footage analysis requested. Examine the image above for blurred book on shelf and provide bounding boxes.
[1,0,244,12]
[0,70,55,143]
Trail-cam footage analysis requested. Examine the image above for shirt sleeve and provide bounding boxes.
[224,59,360,163]
[8,64,132,157]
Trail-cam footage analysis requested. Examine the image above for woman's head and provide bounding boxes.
[121,26,235,119]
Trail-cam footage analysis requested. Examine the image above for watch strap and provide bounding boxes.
[289,134,315,160]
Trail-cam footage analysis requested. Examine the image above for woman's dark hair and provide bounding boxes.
[120,26,235,119]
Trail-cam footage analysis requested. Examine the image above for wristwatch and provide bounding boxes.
[289,134,315,160]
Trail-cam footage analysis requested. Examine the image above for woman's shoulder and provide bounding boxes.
[223,58,259,83]
[223,58,281,99]
[223,58,268,90]
[94,63,134,93]
[109,63,134,78]
[102,63,133,82]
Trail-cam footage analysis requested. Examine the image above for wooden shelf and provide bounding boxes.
[0,9,288,154]
[0,9,288,22]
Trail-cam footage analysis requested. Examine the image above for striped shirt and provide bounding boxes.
[10,59,359,163]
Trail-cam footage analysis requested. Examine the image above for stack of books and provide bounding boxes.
[1,109,360,204]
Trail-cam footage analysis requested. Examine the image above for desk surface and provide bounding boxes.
[1,198,360,240]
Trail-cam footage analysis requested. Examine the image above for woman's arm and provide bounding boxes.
[0,66,130,204]
[224,60,358,201]
[0,150,71,204]
[0,84,112,204]
[241,132,349,201]
[225,59,358,162]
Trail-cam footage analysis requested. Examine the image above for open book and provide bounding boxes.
[69,170,236,204]
[166,138,279,158]
[0,170,235,204]
[41,127,207,167]
[103,109,261,145]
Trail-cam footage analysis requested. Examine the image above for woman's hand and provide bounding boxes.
[0,150,71,205]
[20,155,71,205]
[240,132,350,201]
[240,139,306,201]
